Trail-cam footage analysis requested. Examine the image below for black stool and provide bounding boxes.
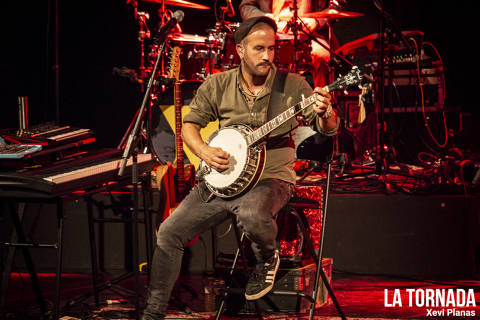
[215,195,329,319]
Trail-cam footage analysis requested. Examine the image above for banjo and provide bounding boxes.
[198,66,363,198]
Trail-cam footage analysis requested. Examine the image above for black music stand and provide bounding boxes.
[296,134,345,320]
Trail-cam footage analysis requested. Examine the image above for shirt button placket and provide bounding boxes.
[248,101,255,123]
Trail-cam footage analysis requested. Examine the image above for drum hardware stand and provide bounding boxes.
[291,0,300,73]
[209,0,235,76]
[356,0,417,183]
[17,96,30,137]
[118,0,151,153]
[334,1,418,185]
[126,0,151,92]
[372,0,413,165]
[297,13,353,174]
[298,11,390,179]
[136,11,151,92]
[325,17,356,176]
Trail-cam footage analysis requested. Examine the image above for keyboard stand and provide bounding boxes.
[0,183,133,319]
[64,175,154,320]
[0,152,156,319]
[1,196,64,320]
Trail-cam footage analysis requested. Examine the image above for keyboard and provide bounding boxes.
[0,150,156,198]
[0,144,42,159]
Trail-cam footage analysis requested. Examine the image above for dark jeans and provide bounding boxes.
[143,178,293,319]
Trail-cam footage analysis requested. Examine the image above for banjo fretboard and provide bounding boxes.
[246,93,319,146]
[245,66,362,147]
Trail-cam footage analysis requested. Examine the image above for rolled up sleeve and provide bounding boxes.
[183,78,218,128]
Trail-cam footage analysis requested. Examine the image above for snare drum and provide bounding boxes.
[168,33,209,80]
[275,33,312,71]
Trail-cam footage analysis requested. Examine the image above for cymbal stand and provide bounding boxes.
[136,10,151,92]
[118,0,152,151]
[359,0,417,182]
[325,18,350,172]
[298,14,376,174]
[371,0,412,171]
[291,0,299,73]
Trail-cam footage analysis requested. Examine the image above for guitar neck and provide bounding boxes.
[174,81,186,193]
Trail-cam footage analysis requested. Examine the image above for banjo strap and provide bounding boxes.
[266,70,295,150]
[267,70,288,122]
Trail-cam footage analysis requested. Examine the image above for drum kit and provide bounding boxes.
[122,0,368,165]
[126,0,364,84]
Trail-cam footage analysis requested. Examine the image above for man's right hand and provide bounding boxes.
[199,145,230,172]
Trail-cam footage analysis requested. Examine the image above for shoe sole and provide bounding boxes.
[244,255,280,301]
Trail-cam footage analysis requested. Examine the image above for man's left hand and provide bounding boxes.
[312,87,331,117]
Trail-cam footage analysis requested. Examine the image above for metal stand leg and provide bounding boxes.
[67,183,152,315]
[215,217,263,320]
[142,176,153,280]
[308,162,346,320]
[86,196,100,308]
[54,198,64,320]
[131,154,141,320]
[1,202,47,316]
[11,202,47,314]
[1,199,65,319]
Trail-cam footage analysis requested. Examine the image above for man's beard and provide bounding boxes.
[242,58,272,78]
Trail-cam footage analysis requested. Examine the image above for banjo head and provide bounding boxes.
[204,126,249,189]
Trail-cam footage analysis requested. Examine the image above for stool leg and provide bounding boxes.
[215,232,244,320]
[284,208,309,261]
[215,219,263,320]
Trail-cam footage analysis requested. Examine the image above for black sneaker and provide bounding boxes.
[245,250,280,300]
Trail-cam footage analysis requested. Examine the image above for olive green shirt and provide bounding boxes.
[183,66,337,184]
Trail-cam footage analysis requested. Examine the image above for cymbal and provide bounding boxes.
[143,0,210,10]
[301,8,363,19]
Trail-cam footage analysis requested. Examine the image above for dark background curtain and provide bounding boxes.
[0,0,476,151]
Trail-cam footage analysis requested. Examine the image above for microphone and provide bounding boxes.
[226,0,235,17]
[154,10,184,43]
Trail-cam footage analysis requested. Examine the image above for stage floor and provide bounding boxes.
[3,272,480,319]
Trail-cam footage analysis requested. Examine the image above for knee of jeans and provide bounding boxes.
[156,222,184,249]
[238,209,275,235]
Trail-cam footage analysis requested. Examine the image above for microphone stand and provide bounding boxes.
[116,29,167,320]
[118,35,166,176]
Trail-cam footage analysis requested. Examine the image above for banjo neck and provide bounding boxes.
[246,66,362,147]
[246,91,322,147]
